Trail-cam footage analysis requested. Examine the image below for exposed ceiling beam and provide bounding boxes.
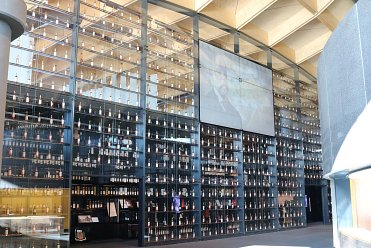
[236,0,278,30]
[199,2,236,27]
[269,0,335,46]
[269,8,312,46]
[241,23,269,45]
[248,51,269,65]
[300,60,317,77]
[317,9,339,31]
[273,43,296,64]
[109,0,138,7]
[195,0,214,12]
[296,0,318,14]
[165,0,195,10]
[295,31,331,64]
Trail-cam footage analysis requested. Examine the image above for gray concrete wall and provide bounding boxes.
[318,0,371,174]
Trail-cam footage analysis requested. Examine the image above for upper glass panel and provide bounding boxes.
[77,0,141,105]
[146,4,195,117]
[272,54,295,78]
[199,20,234,53]
[9,0,75,91]
[239,37,267,66]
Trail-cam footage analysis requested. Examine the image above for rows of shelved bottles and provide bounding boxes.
[144,4,197,244]
[2,83,70,185]
[200,124,242,238]
[273,73,306,229]
[69,0,144,242]
[299,83,323,185]
[1,0,73,245]
[145,113,198,243]
[242,133,278,232]
[71,97,142,233]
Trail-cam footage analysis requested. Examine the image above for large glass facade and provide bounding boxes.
[0,0,325,247]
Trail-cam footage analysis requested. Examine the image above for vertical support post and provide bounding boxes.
[66,0,80,242]
[237,130,245,234]
[267,49,273,69]
[234,32,239,54]
[193,14,202,240]
[138,0,148,246]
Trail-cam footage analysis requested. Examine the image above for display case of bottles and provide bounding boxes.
[145,113,199,244]
[67,0,145,242]
[200,124,243,238]
[273,73,306,229]
[242,132,278,233]
[300,83,323,186]
[71,96,142,241]
[0,215,64,237]
[0,215,65,248]
[143,4,199,244]
[0,188,68,247]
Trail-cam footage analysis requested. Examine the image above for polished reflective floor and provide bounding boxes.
[72,223,332,248]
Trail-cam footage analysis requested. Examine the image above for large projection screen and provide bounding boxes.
[200,41,274,136]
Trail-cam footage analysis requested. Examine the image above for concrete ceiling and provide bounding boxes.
[155,0,355,78]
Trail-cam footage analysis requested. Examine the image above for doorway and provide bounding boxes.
[305,186,324,223]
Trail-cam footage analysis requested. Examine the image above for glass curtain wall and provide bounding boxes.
[1,0,75,247]
[0,0,324,247]
[71,0,143,243]
[144,3,198,244]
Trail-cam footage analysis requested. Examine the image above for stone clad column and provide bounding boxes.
[0,0,26,173]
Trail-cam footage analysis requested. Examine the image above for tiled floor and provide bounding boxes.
[72,223,333,248]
